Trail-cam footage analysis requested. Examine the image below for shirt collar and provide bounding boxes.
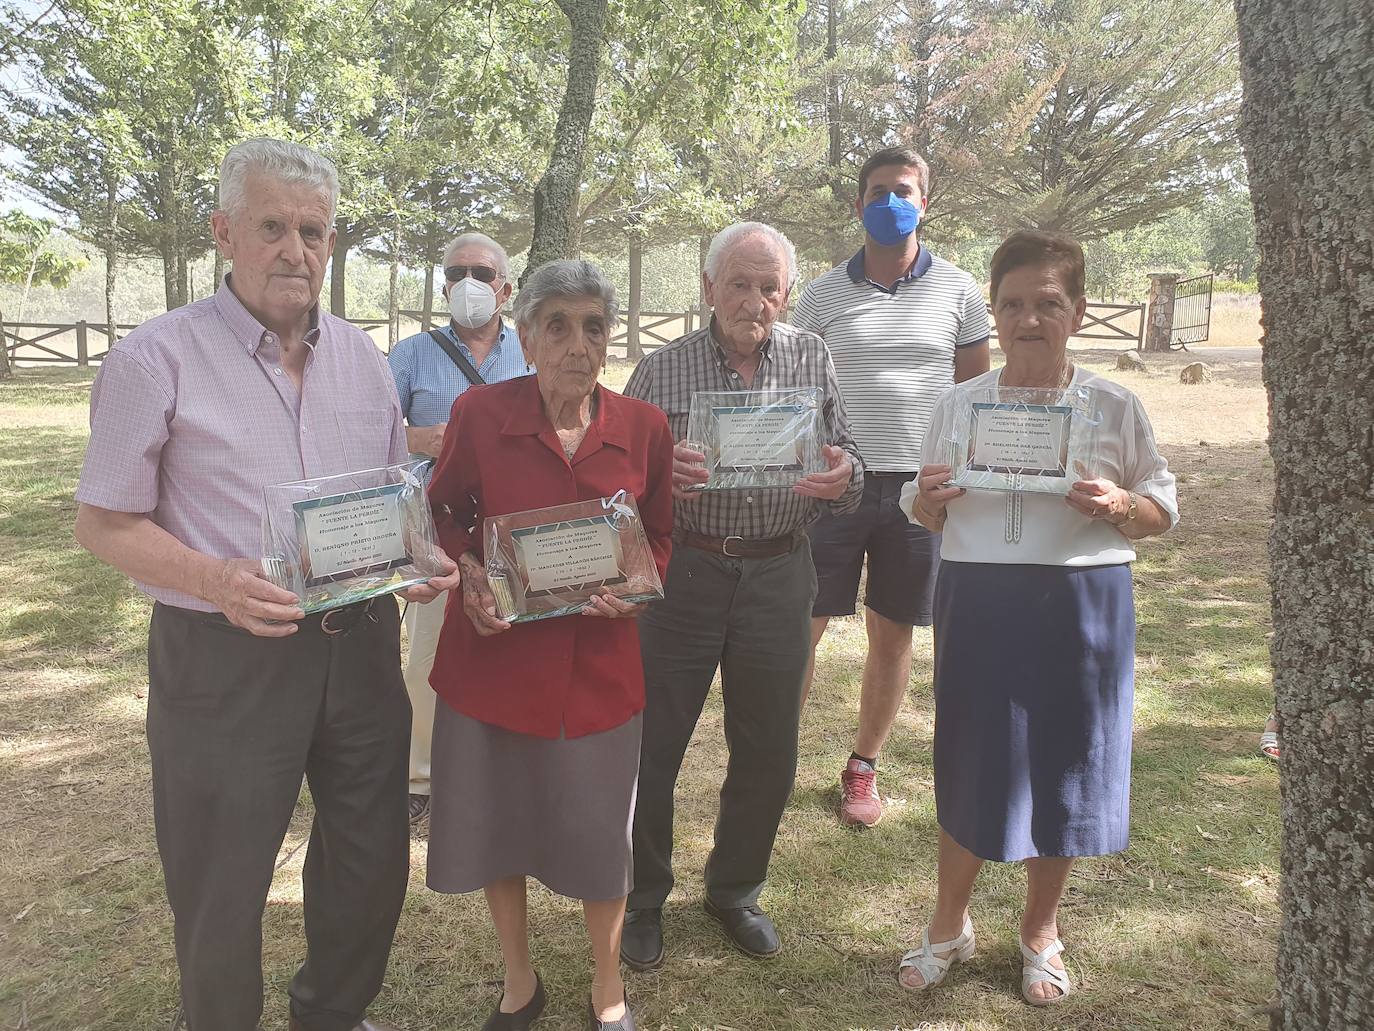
[500,375,630,452]
[214,274,321,354]
[443,317,517,359]
[707,317,773,368]
[845,245,933,290]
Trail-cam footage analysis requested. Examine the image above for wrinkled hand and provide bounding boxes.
[1066,478,1128,523]
[458,553,511,636]
[793,445,852,501]
[422,422,447,458]
[397,548,461,604]
[581,592,647,619]
[911,464,964,528]
[202,558,304,637]
[672,442,710,500]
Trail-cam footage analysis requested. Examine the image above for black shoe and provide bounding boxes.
[481,973,545,1031]
[588,995,637,1030]
[619,908,664,971]
[704,899,781,958]
[408,793,431,824]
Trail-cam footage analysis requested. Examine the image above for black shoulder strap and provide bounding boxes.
[427,329,486,386]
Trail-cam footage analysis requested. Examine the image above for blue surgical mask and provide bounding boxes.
[862,193,921,246]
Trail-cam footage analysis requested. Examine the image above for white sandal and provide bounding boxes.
[897,916,975,992]
[1259,729,1280,761]
[1020,938,1073,1006]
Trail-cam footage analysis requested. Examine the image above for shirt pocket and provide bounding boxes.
[336,407,397,470]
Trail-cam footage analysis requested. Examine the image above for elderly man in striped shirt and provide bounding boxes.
[795,145,991,829]
[387,231,532,824]
[619,221,863,969]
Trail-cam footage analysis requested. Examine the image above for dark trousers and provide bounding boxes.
[629,540,816,910]
[146,600,411,1031]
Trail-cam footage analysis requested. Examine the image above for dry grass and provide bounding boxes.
[0,356,1278,1031]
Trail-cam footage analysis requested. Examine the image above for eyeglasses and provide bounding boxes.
[444,264,500,284]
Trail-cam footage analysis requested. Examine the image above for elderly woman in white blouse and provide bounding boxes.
[897,230,1178,1006]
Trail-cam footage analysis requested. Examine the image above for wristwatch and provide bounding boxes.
[1118,491,1138,525]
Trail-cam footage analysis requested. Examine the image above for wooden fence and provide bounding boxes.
[3,302,1145,368]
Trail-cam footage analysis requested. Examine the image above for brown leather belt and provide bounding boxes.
[679,530,799,559]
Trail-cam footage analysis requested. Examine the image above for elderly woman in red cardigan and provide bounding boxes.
[425,259,673,1031]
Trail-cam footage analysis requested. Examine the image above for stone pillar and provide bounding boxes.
[1142,272,1180,353]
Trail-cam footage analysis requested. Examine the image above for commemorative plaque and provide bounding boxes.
[260,459,444,614]
[483,490,664,623]
[942,383,1102,494]
[684,387,824,490]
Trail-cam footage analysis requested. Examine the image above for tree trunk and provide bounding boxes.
[697,235,711,326]
[523,0,609,282]
[104,187,119,347]
[420,229,437,333]
[1234,2,1374,1029]
[176,240,189,308]
[387,223,400,352]
[626,235,643,362]
[330,221,351,316]
[825,0,851,268]
[214,250,224,294]
[161,240,177,312]
[0,306,11,380]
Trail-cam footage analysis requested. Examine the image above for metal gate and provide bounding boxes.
[1170,273,1214,349]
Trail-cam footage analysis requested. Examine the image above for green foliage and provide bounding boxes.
[0,211,85,290]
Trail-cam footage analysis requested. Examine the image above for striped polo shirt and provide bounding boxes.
[792,247,990,472]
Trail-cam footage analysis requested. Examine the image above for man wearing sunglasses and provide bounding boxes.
[387,231,533,825]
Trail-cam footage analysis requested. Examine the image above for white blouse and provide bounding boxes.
[900,367,1179,567]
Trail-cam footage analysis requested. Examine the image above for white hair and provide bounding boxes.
[704,221,798,288]
[513,259,619,330]
[442,232,510,277]
[218,138,339,222]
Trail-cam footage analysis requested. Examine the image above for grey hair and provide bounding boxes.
[442,232,510,277]
[704,221,798,288]
[513,259,619,330]
[218,138,339,221]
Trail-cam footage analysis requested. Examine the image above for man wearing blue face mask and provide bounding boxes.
[388,231,533,825]
[794,146,991,829]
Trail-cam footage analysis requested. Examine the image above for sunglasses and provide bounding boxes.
[444,264,501,284]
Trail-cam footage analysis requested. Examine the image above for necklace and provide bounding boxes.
[1003,363,1074,544]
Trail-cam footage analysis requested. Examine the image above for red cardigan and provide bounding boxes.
[427,375,674,739]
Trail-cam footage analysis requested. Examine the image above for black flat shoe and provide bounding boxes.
[619,907,664,971]
[704,899,781,958]
[587,995,637,1030]
[481,973,545,1031]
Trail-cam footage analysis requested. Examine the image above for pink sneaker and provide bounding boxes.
[840,758,883,827]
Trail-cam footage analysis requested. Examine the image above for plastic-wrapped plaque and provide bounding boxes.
[260,460,444,614]
[937,382,1103,494]
[484,490,663,624]
[684,387,824,490]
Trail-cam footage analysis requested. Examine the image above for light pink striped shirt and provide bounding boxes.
[76,278,407,612]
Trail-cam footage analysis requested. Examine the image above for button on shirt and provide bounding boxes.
[792,247,991,472]
[622,320,864,539]
[388,320,532,429]
[75,278,407,612]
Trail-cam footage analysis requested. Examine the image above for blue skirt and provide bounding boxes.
[933,560,1135,862]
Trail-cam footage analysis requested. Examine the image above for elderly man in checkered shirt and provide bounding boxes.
[619,221,863,969]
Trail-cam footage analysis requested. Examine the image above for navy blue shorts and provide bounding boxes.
[807,472,940,626]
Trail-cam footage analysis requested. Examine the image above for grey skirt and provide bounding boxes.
[426,702,642,901]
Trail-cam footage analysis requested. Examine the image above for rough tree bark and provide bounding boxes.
[522,0,609,282]
[825,0,851,268]
[1233,3,1374,1028]
[104,177,119,347]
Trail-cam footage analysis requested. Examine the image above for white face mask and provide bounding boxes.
[448,276,499,329]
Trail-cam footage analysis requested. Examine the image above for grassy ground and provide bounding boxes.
[0,350,1278,1031]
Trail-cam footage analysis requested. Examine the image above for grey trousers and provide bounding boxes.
[629,539,816,911]
[146,600,411,1031]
